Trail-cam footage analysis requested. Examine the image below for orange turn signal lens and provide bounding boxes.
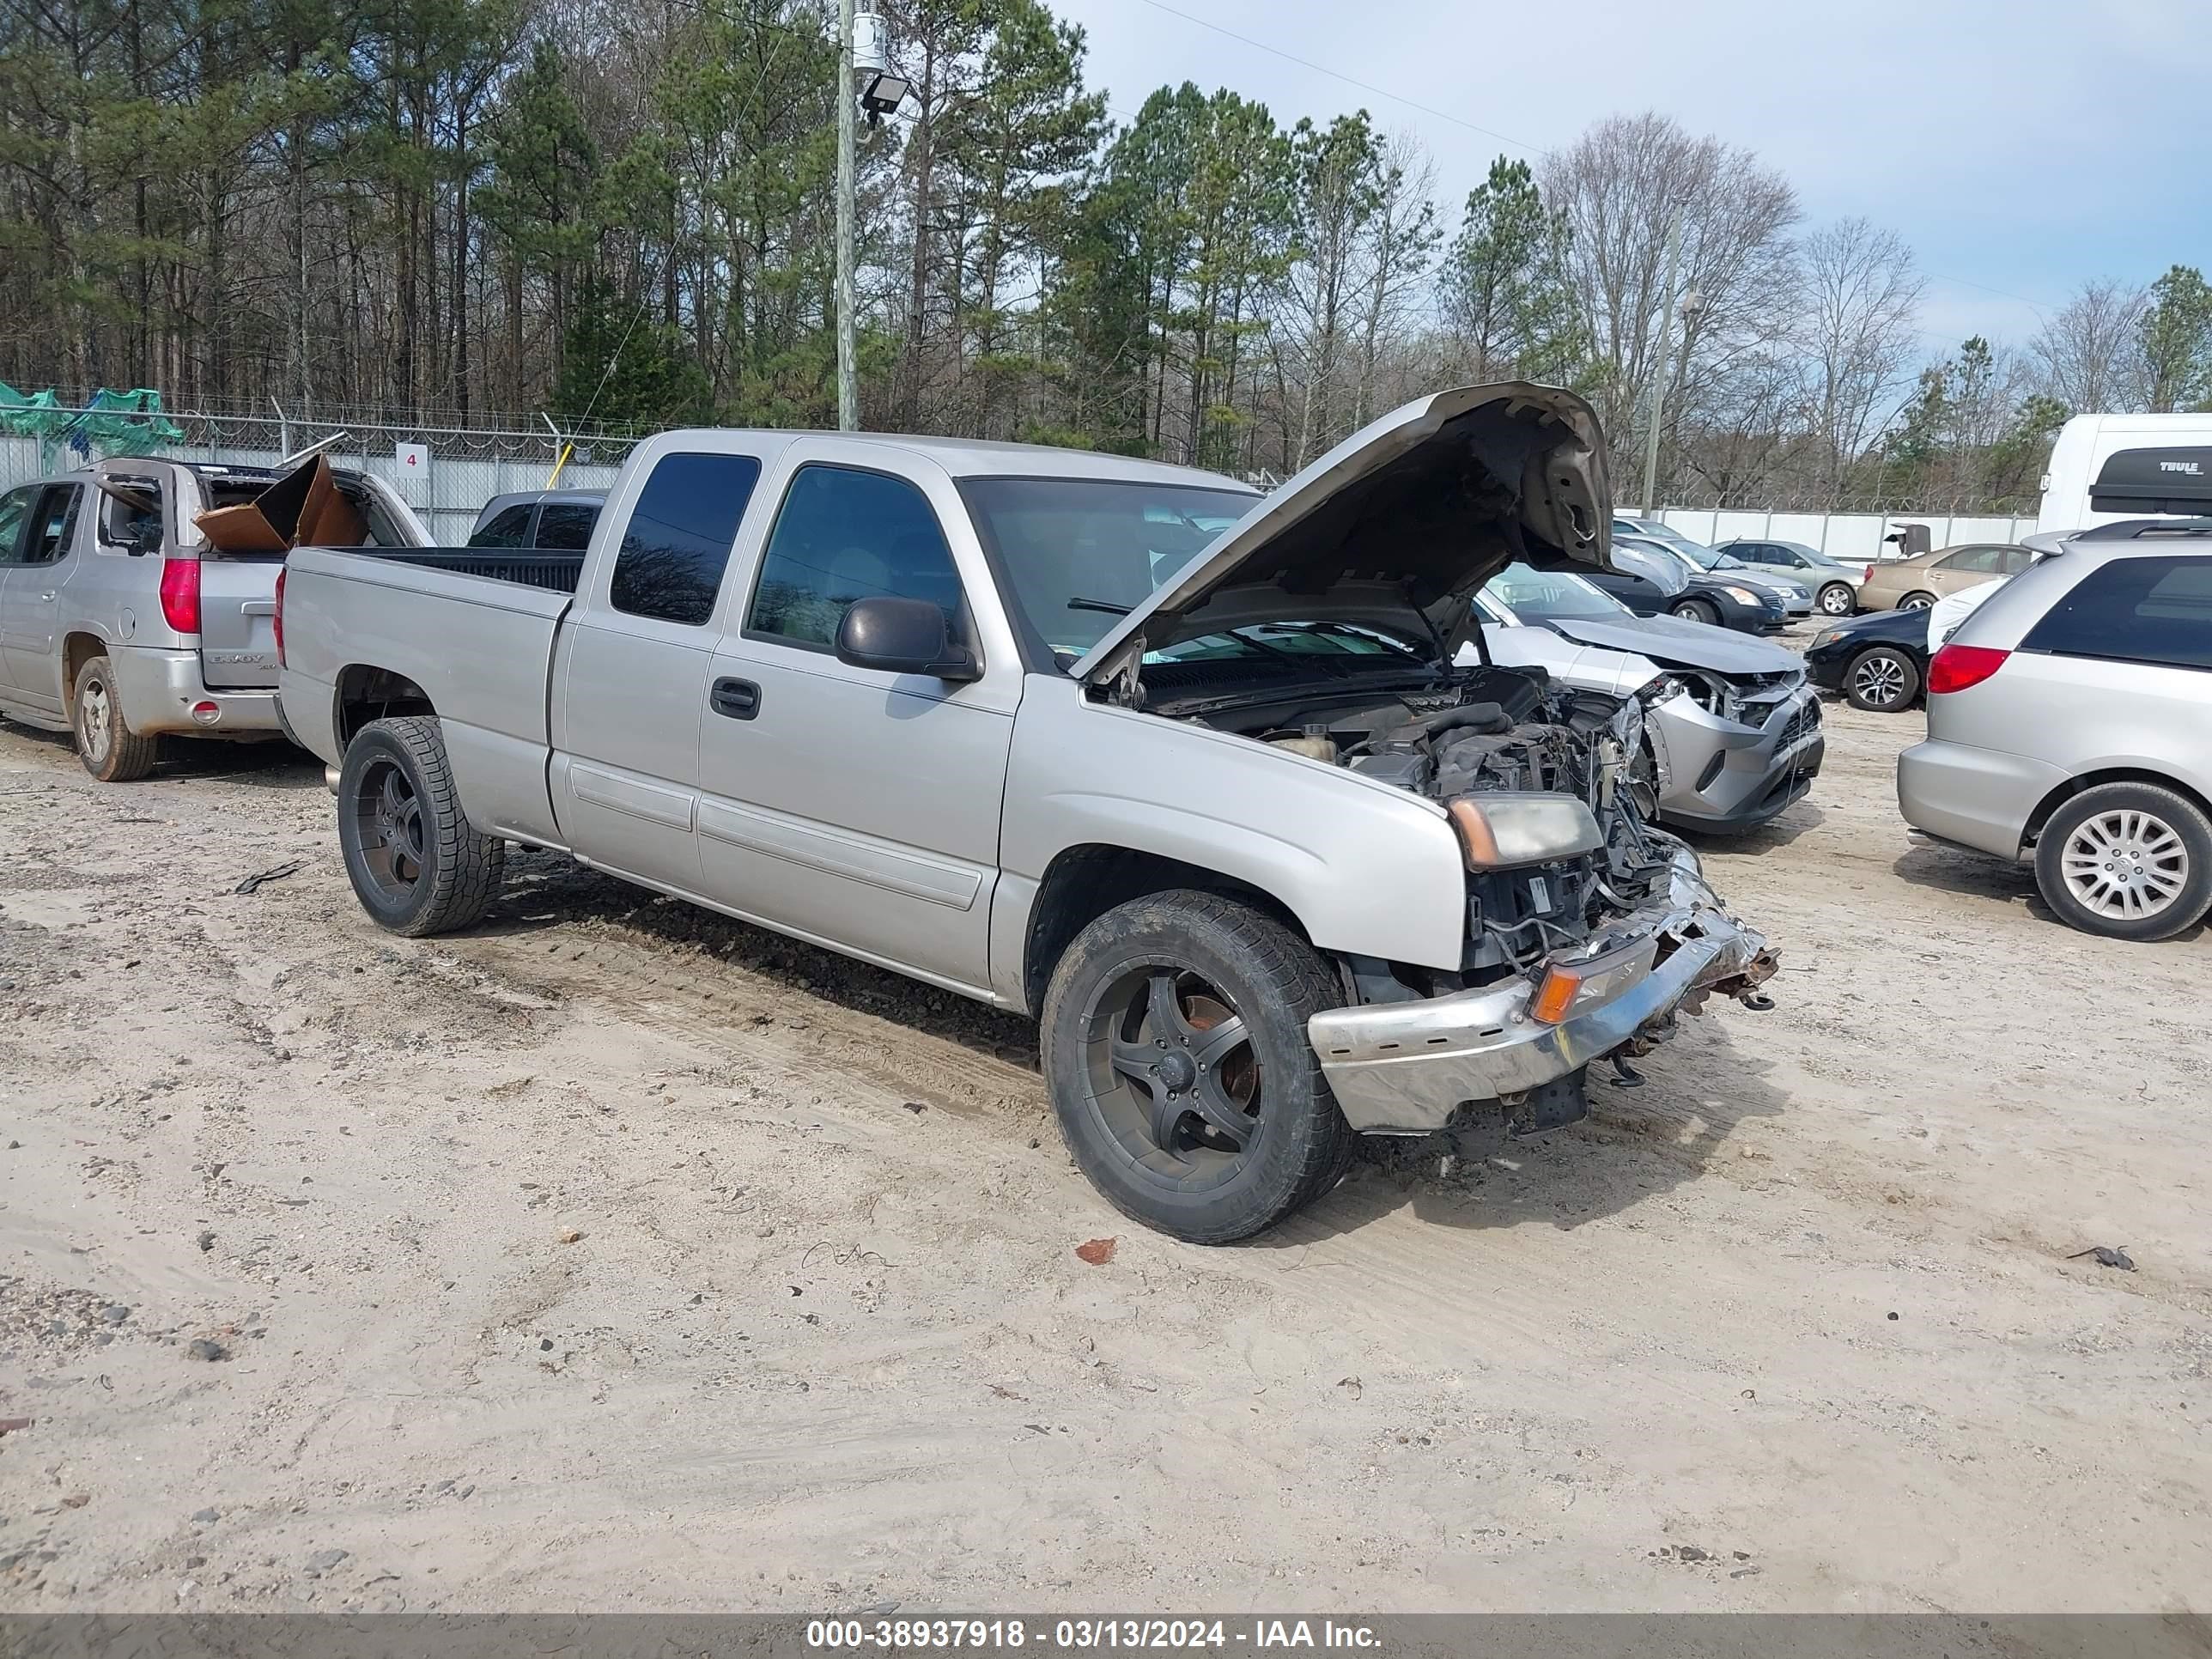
[1447,798,1499,867]
[1529,963,1584,1024]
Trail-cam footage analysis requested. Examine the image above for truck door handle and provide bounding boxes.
[710,677,761,720]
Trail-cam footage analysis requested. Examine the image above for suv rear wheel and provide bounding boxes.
[2033,782,2212,942]
[1041,890,1352,1243]
[72,656,159,782]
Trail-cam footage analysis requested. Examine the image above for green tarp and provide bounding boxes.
[0,384,185,457]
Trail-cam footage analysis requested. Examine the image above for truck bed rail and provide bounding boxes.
[326,546,586,595]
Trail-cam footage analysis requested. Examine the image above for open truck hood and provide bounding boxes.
[1073,383,1611,689]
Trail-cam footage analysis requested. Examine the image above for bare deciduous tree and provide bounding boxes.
[1539,110,1801,496]
[1792,217,1925,495]
[2030,278,2147,414]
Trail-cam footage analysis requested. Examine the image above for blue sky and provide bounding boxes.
[1049,0,2212,354]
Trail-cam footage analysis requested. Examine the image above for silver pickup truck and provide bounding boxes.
[0,457,426,780]
[277,385,1777,1241]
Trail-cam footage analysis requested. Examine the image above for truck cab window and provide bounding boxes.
[748,465,964,649]
[25,486,82,564]
[0,485,35,563]
[610,453,763,625]
[104,488,162,550]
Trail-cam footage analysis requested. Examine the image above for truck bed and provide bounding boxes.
[280,544,575,847]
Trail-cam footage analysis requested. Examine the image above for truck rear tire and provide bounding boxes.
[1040,890,1353,1243]
[72,656,159,782]
[337,715,505,937]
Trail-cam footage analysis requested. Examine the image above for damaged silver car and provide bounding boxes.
[1474,564,1826,832]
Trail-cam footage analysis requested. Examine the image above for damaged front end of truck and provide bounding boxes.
[1072,383,1778,1139]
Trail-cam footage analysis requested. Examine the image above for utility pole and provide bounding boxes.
[1639,211,1684,517]
[835,0,859,431]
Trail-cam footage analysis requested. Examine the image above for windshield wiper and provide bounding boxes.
[1067,596,1133,616]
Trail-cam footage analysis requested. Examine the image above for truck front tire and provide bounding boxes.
[72,656,159,782]
[336,715,505,937]
[1040,890,1354,1243]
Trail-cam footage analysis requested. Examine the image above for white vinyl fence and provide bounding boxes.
[1649,507,2039,564]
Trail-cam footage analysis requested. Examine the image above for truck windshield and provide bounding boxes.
[959,477,1261,665]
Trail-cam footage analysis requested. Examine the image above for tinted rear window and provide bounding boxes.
[537,502,598,550]
[611,454,763,625]
[471,504,533,548]
[2021,556,2212,672]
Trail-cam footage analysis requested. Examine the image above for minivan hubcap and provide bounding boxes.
[1851,654,1907,707]
[2062,811,2188,920]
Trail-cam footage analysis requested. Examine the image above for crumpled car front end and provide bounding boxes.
[1644,666,1825,832]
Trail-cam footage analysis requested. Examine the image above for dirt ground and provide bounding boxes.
[1,678,2207,1615]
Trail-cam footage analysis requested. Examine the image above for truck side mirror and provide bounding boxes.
[835,595,980,682]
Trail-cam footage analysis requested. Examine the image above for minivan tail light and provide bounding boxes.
[1927,643,2010,695]
[159,556,201,633]
[273,566,288,666]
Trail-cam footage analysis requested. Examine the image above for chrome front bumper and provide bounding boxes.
[107,646,283,737]
[1308,854,1772,1135]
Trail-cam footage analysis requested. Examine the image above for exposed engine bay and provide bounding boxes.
[1153,661,1696,988]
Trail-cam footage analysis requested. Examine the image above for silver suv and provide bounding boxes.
[1896,520,2212,940]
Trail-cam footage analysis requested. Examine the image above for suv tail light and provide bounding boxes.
[1927,643,2010,695]
[273,565,288,666]
[158,556,201,634]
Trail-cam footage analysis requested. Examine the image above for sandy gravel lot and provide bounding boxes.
[1,683,2207,1615]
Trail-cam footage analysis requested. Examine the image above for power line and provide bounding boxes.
[1122,0,1539,154]
[1920,270,2053,320]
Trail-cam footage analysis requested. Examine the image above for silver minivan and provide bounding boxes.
[1896,520,2212,940]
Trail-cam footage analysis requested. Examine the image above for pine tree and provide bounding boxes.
[2137,264,2212,413]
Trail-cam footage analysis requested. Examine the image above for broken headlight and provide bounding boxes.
[1447,793,1605,870]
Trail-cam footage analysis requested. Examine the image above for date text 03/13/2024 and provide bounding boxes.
[805,1620,1382,1650]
